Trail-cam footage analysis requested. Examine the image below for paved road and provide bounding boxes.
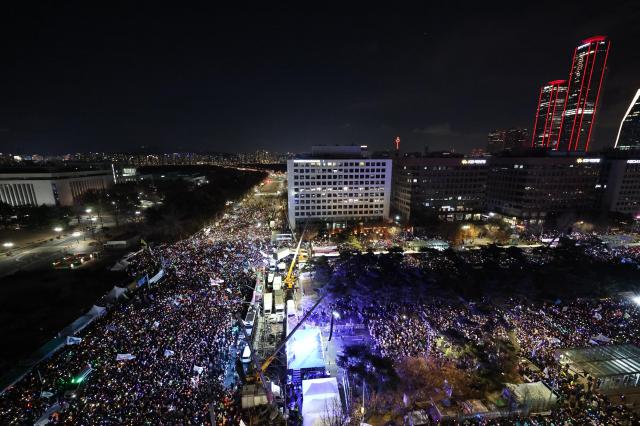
[0,234,99,278]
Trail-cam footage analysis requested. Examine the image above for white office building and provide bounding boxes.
[0,169,113,207]
[287,146,392,230]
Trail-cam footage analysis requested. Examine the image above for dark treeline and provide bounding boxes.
[139,166,267,241]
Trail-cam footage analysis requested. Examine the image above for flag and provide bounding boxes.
[66,336,82,345]
[116,354,136,361]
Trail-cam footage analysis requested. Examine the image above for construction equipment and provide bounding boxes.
[283,230,305,289]
[239,293,325,403]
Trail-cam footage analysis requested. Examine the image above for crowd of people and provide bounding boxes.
[0,195,277,424]
[318,244,640,424]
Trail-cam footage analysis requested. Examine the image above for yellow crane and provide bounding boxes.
[283,230,305,289]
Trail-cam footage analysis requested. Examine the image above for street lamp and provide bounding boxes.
[2,242,14,248]
[85,208,92,214]
[72,231,82,238]
[53,226,63,233]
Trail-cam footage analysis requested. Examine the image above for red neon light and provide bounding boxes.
[575,39,599,151]
[582,35,606,44]
[542,86,555,147]
[547,79,567,85]
[585,40,610,152]
[531,86,544,147]
[548,85,561,149]
[556,47,577,150]
[568,42,593,150]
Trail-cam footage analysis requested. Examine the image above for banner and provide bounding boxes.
[116,354,136,361]
[66,336,82,345]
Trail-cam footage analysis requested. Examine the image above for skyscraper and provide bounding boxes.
[557,36,611,152]
[614,89,640,150]
[531,80,567,149]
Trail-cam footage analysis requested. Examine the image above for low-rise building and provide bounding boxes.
[0,168,113,207]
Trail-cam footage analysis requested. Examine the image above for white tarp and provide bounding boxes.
[302,377,341,426]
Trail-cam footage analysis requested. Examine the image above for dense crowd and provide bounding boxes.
[0,195,276,424]
[321,246,640,424]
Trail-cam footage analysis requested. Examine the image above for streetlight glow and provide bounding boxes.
[2,242,14,248]
[85,208,92,213]
[53,227,63,232]
[72,231,82,237]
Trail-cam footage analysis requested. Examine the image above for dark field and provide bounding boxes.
[0,255,126,377]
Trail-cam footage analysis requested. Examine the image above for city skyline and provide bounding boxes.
[1,2,639,155]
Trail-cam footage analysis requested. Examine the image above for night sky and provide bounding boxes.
[1,2,639,154]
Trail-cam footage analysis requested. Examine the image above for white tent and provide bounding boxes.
[302,377,341,426]
[104,286,127,303]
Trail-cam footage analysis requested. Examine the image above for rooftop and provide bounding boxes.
[557,344,640,378]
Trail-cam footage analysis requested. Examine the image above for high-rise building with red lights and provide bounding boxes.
[531,80,567,149]
[557,36,611,152]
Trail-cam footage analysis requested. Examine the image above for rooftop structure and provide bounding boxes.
[556,344,640,392]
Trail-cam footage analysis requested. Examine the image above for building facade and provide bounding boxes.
[485,155,601,223]
[614,89,640,151]
[0,169,113,207]
[487,128,528,153]
[601,157,640,217]
[287,147,391,230]
[531,80,567,149]
[392,154,487,222]
[557,36,611,152]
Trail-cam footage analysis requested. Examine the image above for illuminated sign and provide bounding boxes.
[461,159,486,165]
[576,158,600,163]
[627,160,640,164]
